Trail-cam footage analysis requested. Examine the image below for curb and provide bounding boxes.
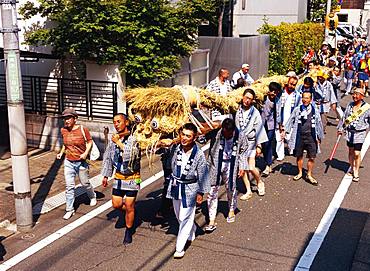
[0,174,103,235]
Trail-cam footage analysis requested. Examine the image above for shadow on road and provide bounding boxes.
[294,208,369,271]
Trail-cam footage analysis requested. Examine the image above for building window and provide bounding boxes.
[337,14,348,23]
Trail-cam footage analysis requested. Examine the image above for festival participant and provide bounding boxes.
[276,76,301,161]
[260,82,281,177]
[56,108,97,220]
[231,63,254,87]
[343,48,356,96]
[101,113,141,244]
[206,68,233,121]
[296,76,322,105]
[315,70,338,133]
[236,89,268,200]
[357,52,370,96]
[285,92,324,185]
[329,66,344,120]
[302,46,317,68]
[205,118,247,232]
[318,42,331,66]
[337,88,370,182]
[166,123,209,259]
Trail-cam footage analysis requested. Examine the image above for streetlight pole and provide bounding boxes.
[0,0,33,231]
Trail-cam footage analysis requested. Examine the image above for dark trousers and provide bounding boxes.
[262,129,275,166]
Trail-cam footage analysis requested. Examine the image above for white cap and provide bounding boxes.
[242,63,250,68]
[286,71,297,77]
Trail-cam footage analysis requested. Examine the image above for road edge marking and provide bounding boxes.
[0,143,210,271]
[294,132,370,270]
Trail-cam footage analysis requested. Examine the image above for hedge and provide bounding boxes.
[258,22,325,75]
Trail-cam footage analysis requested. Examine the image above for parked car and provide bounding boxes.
[336,26,355,40]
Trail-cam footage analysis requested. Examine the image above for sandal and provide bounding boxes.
[353,176,360,182]
[226,216,235,223]
[293,174,303,181]
[205,224,217,233]
[307,175,318,186]
[240,192,252,201]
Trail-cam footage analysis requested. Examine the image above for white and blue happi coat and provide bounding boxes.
[276,89,302,126]
[285,104,324,153]
[316,80,337,113]
[101,135,141,191]
[166,144,210,208]
[207,128,248,191]
[337,101,370,144]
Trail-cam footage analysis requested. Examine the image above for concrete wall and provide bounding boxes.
[233,0,307,36]
[198,35,269,82]
[0,59,60,77]
[24,113,114,155]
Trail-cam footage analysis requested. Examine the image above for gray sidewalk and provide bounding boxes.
[0,148,103,226]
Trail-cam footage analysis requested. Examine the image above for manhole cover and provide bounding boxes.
[21,233,35,240]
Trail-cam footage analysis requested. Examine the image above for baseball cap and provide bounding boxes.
[242,63,250,68]
[62,108,78,118]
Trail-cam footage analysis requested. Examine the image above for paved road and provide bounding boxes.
[1,94,370,271]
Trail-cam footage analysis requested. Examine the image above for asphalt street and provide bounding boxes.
[1,94,370,271]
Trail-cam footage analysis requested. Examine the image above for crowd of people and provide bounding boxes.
[55,38,370,260]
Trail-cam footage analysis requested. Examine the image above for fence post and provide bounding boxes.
[85,80,90,119]
[113,82,117,116]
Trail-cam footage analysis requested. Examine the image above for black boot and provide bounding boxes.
[123,227,133,245]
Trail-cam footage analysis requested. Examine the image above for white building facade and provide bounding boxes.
[232,0,308,36]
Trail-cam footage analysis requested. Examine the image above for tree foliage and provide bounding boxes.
[258,22,324,75]
[307,0,338,22]
[20,0,213,86]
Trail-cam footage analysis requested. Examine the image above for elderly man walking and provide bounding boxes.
[276,76,301,161]
[56,108,97,220]
[206,68,233,121]
[231,63,254,88]
[285,92,324,185]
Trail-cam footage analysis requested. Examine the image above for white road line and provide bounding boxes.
[295,132,370,271]
[0,143,210,271]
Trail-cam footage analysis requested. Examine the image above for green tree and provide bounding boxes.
[307,0,338,22]
[20,0,212,86]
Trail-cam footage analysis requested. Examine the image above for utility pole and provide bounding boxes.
[0,0,33,231]
[325,0,332,42]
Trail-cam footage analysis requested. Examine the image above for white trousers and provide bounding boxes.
[207,162,237,221]
[275,129,285,160]
[173,199,196,252]
[344,77,353,94]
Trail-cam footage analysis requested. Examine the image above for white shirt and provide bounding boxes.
[223,138,233,160]
[283,93,294,126]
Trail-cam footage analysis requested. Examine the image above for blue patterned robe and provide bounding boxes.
[166,144,210,208]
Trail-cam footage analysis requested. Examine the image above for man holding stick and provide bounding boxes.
[337,88,370,182]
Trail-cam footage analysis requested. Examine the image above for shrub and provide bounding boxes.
[258,22,324,75]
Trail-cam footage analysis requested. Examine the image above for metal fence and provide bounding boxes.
[0,75,118,119]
